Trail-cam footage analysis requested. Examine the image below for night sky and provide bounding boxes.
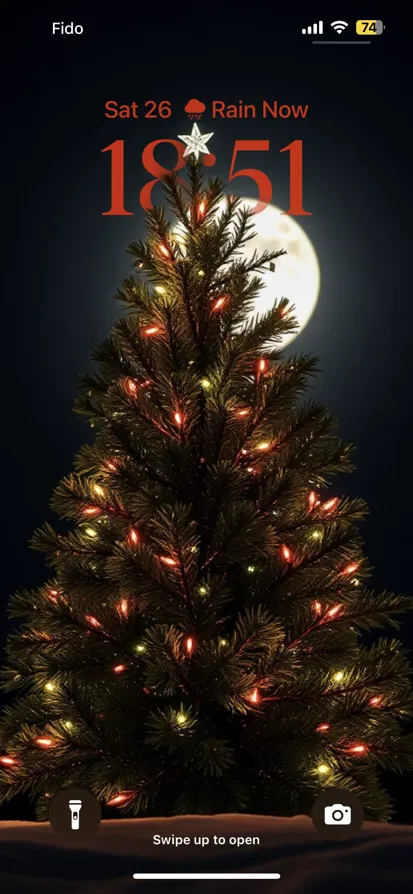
[1,8,411,820]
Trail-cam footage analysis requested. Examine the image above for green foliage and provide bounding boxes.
[0,162,412,822]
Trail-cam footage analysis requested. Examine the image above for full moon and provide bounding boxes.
[216,197,320,349]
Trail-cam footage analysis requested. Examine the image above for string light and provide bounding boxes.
[308,491,318,510]
[281,545,292,562]
[107,792,135,806]
[44,682,55,692]
[247,688,260,703]
[256,441,271,451]
[82,507,101,516]
[219,639,228,646]
[127,379,137,395]
[176,712,187,725]
[198,200,206,218]
[143,325,160,336]
[312,530,322,540]
[159,243,170,259]
[135,644,146,653]
[247,565,255,573]
[199,586,207,595]
[93,485,105,497]
[200,378,211,389]
[129,528,139,546]
[333,671,344,682]
[160,556,177,566]
[106,460,118,472]
[174,411,183,426]
[186,637,194,654]
[341,561,360,576]
[0,756,16,765]
[118,598,129,618]
[211,296,227,312]
[352,578,361,586]
[63,721,73,730]
[257,358,268,375]
[155,286,165,294]
[317,764,330,775]
[321,497,339,513]
[85,527,98,538]
[237,408,250,417]
[113,664,127,674]
[326,605,342,618]
[348,744,367,754]
[369,696,381,706]
[316,723,330,733]
[198,270,205,277]
[246,466,254,473]
[35,737,55,748]
[85,615,102,629]
[313,601,322,614]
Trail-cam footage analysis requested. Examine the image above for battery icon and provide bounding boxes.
[356,20,384,34]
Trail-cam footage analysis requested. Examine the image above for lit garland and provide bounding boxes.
[211,296,227,313]
[341,561,360,576]
[85,615,102,629]
[113,664,127,674]
[316,723,330,733]
[107,791,136,806]
[281,545,292,562]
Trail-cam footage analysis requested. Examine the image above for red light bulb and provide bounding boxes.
[85,615,101,628]
[281,544,292,562]
[113,664,126,674]
[308,491,318,510]
[212,296,227,312]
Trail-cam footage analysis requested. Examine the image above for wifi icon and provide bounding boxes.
[331,20,348,33]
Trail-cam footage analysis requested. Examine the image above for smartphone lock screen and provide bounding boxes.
[0,9,411,894]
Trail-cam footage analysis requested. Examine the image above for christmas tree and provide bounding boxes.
[1,163,412,821]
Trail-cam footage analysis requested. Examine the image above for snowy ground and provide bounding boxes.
[1,814,412,892]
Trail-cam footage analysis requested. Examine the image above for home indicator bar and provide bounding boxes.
[133,872,281,880]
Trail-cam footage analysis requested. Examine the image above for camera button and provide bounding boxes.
[311,787,365,840]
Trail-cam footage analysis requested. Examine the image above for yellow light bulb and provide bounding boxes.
[199,586,207,595]
[333,671,344,682]
[44,682,55,692]
[219,639,228,646]
[312,530,322,539]
[247,565,255,573]
[198,270,205,277]
[200,378,211,389]
[85,527,98,538]
[64,721,73,730]
[135,644,145,653]
[317,764,330,775]
[352,578,360,586]
[155,286,165,294]
[257,441,271,451]
[176,712,186,725]
[93,484,105,497]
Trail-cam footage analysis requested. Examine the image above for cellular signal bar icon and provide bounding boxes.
[302,21,323,34]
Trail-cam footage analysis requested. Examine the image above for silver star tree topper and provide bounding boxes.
[177,123,214,160]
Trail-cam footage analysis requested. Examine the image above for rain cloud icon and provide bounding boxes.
[184,99,206,120]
